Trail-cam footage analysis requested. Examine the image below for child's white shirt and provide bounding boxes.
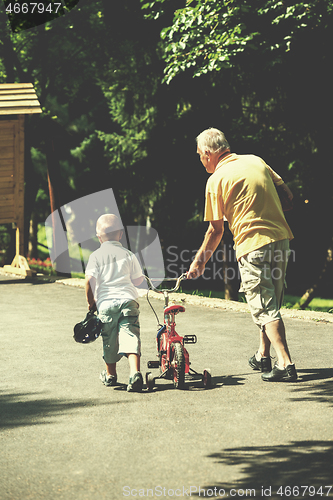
[85,241,143,310]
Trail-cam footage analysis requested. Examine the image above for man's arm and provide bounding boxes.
[279,182,293,201]
[265,163,293,201]
[187,219,224,279]
[85,275,97,310]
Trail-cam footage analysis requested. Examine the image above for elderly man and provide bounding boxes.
[188,128,297,382]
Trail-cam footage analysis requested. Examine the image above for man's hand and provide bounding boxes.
[186,219,224,280]
[187,260,206,279]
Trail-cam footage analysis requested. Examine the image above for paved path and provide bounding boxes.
[1,272,333,500]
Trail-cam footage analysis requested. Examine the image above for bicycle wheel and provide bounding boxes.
[159,351,172,378]
[170,342,185,389]
[202,369,212,389]
[146,372,155,391]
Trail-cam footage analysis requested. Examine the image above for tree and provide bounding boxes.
[0,0,202,274]
[144,0,333,300]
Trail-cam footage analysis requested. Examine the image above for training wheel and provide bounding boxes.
[146,372,155,391]
[202,369,212,389]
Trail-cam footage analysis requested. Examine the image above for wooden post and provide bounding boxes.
[14,115,25,256]
[3,225,34,276]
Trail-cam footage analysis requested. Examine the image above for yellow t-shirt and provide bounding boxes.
[204,153,294,260]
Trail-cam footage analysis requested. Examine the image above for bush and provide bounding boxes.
[26,256,57,276]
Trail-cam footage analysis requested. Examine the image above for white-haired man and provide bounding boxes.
[188,128,297,382]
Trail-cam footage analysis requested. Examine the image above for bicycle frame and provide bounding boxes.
[145,274,211,390]
[145,273,187,308]
[144,274,197,386]
[159,304,190,376]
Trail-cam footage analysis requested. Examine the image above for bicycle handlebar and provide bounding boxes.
[144,273,187,294]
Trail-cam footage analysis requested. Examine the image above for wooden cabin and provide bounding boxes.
[0,83,42,276]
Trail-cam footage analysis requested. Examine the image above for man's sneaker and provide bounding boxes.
[127,372,143,392]
[248,354,272,373]
[261,363,298,382]
[100,370,117,387]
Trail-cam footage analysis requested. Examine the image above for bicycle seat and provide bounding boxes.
[164,304,185,315]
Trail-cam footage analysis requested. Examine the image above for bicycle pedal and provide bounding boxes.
[183,334,197,344]
[147,360,160,369]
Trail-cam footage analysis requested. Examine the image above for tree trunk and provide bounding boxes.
[293,239,333,309]
[221,221,239,301]
[28,214,38,258]
[45,134,71,277]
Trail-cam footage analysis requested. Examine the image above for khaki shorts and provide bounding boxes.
[238,239,290,330]
[98,300,140,364]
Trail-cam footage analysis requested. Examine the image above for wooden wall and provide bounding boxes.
[0,116,25,255]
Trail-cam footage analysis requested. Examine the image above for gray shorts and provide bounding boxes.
[238,239,290,330]
[98,300,140,364]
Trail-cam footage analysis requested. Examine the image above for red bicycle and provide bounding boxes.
[144,274,212,390]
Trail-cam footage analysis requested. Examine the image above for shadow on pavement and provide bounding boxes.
[289,368,333,406]
[0,391,126,429]
[192,441,333,498]
[214,375,246,386]
[296,368,333,383]
[130,374,245,393]
[0,274,71,286]
[0,277,37,285]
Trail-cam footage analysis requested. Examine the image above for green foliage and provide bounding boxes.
[153,0,333,83]
[0,225,12,266]
[283,295,333,313]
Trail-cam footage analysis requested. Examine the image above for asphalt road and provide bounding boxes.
[1,273,333,500]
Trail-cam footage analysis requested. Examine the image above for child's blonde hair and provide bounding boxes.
[96,214,123,241]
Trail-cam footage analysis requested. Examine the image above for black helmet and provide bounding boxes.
[73,310,102,344]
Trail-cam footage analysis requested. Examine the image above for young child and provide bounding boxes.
[85,214,144,392]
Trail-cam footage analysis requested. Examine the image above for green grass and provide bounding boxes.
[282,295,333,313]
[178,288,333,313]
